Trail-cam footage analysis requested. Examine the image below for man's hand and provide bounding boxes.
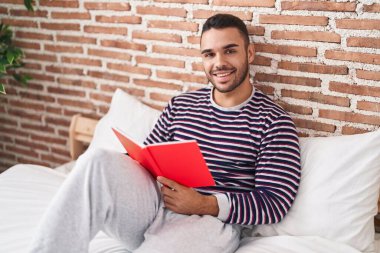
[157,176,219,216]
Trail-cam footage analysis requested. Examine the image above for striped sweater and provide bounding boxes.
[144,86,301,226]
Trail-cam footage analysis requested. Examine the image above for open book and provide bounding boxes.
[112,127,215,188]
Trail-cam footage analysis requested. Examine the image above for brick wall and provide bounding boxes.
[0,0,379,171]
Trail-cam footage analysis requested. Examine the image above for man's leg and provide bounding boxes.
[134,206,241,253]
[28,148,161,253]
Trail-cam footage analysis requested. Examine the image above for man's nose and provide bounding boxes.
[214,53,227,69]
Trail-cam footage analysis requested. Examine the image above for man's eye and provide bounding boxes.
[204,53,214,58]
[225,49,236,54]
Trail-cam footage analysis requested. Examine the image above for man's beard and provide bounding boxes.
[208,60,249,93]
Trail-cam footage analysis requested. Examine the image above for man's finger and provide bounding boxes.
[157,176,177,190]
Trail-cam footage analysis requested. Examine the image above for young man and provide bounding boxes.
[29,14,301,253]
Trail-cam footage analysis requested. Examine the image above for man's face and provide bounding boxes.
[200,27,253,94]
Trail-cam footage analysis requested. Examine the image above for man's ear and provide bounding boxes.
[247,43,255,64]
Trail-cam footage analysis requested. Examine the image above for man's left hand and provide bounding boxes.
[157,176,219,216]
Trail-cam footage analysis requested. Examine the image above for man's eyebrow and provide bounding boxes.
[201,43,239,55]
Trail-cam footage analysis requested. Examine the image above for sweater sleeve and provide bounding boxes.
[143,98,175,145]
[223,115,301,226]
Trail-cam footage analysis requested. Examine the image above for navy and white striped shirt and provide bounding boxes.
[144,86,301,226]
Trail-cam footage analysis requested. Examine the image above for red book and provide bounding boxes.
[112,127,216,188]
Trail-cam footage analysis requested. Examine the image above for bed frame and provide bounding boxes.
[68,113,380,213]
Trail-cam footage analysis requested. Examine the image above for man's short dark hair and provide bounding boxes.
[201,14,250,47]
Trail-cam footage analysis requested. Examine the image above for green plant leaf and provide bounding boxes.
[6,50,14,64]
[0,83,5,94]
[24,0,34,11]
[0,63,5,73]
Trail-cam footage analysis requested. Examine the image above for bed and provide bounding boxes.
[1,88,380,253]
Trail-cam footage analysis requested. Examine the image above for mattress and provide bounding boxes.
[0,164,377,253]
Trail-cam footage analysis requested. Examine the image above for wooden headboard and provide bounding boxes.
[67,114,380,213]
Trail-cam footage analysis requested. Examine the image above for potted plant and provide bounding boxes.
[0,0,35,94]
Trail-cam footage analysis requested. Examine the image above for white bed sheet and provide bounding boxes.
[0,164,377,253]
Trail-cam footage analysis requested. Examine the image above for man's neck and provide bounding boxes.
[213,80,254,108]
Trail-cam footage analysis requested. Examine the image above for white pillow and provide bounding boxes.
[253,130,380,253]
[87,88,161,153]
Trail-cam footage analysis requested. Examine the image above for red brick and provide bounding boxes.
[254,43,317,57]
[87,71,130,83]
[150,92,174,103]
[152,45,201,58]
[0,7,8,14]
[272,31,340,43]
[134,79,182,91]
[154,0,207,3]
[281,89,350,107]
[342,126,369,135]
[363,4,380,12]
[136,6,186,17]
[276,101,313,115]
[8,109,42,121]
[255,73,321,87]
[84,26,128,35]
[45,65,84,75]
[51,147,71,158]
[101,40,147,51]
[15,31,53,41]
[215,0,274,7]
[95,15,142,24]
[157,70,208,84]
[192,10,252,21]
[9,100,44,111]
[41,154,70,165]
[51,12,91,20]
[47,87,86,97]
[255,84,275,95]
[25,53,57,62]
[19,91,55,103]
[10,9,48,17]
[57,98,94,109]
[347,37,380,49]
[148,20,199,32]
[356,70,380,81]
[6,145,39,158]
[132,31,182,43]
[329,81,380,98]
[31,133,67,145]
[23,62,42,70]
[357,101,380,113]
[26,72,55,82]
[62,57,102,67]
[13,40,40,50]
[191,62,204,72]
[44,44,83,53]
[252,55,272,66]
[247,26,265,36]
[89,92,112,103]
[15,138,50,151]
[107,63,151,76]
[136,56,185,68]
[187,36,200,45]
[46,106,62,114]
[325,50,380,65]
[336,19,380,30]
[0,0,24,4]
[57,78,96,89]
[319,109,380,126]
[56,35,97,44]
[2,18,38,28]
[293,118,336,133]
[84,2,130,11]
[100,86,145,98]
[282,1,356,11]
[41,22,80,31]
[88,48,132,61]
[40,0,79,7]
[278,61,348,75]
[260,14,328,26]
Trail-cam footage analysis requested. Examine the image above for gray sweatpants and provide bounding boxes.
[28,148,241,253]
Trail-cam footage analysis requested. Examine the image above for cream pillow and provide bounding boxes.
[253,130,380,252]
[87,88,161,153]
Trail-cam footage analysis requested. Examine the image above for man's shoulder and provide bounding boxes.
[172,87,211,104]
[252,89,292,121]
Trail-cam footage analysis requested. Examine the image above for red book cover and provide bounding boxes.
[112,127,216,188]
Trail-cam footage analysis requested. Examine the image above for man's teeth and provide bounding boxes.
[215,72,232,77]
